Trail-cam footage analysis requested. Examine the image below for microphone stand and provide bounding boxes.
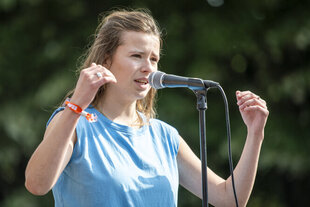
[149,71,220,207]
[193,85,210,207]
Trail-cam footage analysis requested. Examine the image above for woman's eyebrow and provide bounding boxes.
[128,49,144,54]
[128,49,159,59]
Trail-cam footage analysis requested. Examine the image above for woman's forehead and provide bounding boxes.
[119,31,160,53]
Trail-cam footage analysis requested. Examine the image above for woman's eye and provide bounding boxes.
[132,54,141,58]
[151,57,158,63]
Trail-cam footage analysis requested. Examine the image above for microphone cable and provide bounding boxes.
[214,84,239,207]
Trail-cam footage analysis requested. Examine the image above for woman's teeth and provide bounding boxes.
[135,80,148,84]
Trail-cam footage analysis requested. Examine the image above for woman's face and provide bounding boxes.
[106,31,160,102]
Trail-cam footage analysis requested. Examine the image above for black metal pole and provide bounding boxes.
[195,90,208,207]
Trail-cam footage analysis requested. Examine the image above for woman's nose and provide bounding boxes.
[141,60,156,73]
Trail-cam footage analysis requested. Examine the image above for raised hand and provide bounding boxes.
[236,90,269,138]
[70,63,117,110]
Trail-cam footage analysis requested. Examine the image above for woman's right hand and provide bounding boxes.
[70,63,117,110]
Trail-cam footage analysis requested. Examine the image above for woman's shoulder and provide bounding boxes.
[148,117,179,134]
[46,107,65,127]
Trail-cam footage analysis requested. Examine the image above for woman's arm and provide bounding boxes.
[25,63,116,195]
[25,109,79,195]
[177,90,269,207]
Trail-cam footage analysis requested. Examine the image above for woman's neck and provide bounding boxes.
[95,95,140,127]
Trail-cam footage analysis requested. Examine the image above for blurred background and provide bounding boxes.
[1,0,310,206]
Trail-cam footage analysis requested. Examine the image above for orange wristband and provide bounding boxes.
[65,101,83,114]
[65,100,97,122]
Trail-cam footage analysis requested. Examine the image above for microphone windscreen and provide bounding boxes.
[148,71,166,89]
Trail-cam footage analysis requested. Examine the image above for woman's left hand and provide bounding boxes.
[236,90,269,138]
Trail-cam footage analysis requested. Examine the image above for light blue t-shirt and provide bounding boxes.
[48,106,180,207]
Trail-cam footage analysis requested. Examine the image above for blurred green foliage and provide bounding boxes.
[1,0,310,206]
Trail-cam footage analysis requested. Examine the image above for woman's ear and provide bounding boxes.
[103,56,112,69]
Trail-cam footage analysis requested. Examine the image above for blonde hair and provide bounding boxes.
[76,9,162,122]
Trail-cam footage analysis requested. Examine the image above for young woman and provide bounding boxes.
[25,9,269,207]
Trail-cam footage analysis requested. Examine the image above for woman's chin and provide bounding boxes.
[135,91,149,100]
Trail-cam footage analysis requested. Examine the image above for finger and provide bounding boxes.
[243,105,269,116]
[236,90,259,99]
[257,97,267,106]
[92,76,117,90]
[85,63,111,73]
[101,76,118,84]
[98,66,117,83]
[87,64,114,79]
[236,91,262,104]
[236,90,253,98]
[92,73,117,88]
[239,98,266,110]
[78,65,105,84]
[238,95,267,107]
[79,63,99,76]
[100,73,117,83]
[237,94,259,105]
[86,62,98,70]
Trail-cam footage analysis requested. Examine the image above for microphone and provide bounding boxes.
[148,71,219,90]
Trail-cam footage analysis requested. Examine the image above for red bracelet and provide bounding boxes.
[65,100,97,122]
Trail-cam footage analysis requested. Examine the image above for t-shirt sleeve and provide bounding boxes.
[150,119,180,157]
[167,124,180,157]
[46,107,65,127]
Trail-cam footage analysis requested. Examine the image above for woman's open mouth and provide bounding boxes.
[135,79,148,85]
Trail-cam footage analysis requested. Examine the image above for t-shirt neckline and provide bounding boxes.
[88,106,148,136]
